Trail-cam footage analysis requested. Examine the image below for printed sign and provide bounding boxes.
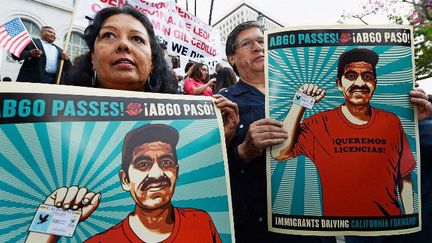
[72,0,222,65]
[266,26,421,236]
[0,83,234,242]
[29,204,81,237]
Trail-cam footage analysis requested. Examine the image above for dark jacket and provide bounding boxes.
[12,38,70,83]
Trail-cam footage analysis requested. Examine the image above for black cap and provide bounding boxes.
[337,48,379,80]
[122,124,179,170]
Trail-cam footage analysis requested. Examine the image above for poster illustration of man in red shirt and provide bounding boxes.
[271,48,415,217]
[26,123,221,242]
[266,26,420,236]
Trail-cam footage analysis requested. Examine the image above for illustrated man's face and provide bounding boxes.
[120,141,178,210]
[337,61,376,106]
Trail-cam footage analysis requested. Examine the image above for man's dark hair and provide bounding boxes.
[66,5,177,93]
[215,63,223,72]
[215,67,236,92]
[337,48,379,81]
[2,77,12,82]
[225,21,263,76]
[184,61,195,73]
[121,124,179,176]
[41,26,54,32]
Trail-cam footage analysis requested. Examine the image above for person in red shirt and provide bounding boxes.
[183,63,215,96]
[272,48,416,217]
[26,124,221,243]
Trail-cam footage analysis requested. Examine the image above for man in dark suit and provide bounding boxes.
[12,26,70,84]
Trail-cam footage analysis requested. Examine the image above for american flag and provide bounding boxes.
[0,17,32,58]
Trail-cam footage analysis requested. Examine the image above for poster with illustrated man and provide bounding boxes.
[266,26,421,236]
[0,83,234,242]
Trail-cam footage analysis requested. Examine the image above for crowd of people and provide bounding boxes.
[5,4,432,243]
[171,57,237,96]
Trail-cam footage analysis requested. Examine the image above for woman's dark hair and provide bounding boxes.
[66,5,177,94]
[215,67,237,92]
[184,61,195,74]
[189,63,209,83]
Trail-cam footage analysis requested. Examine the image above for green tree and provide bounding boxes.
[409,0,432,78]
[340,0,432,79]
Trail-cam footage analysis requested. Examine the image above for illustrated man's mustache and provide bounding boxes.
[348,85,370,93]
[139,175,172,191]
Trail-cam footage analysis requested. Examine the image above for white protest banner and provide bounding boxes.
[71,0,222,65]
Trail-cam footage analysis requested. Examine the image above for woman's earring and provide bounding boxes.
[92,65,96,87]
[92,71,96,87]
[147,75,154,91]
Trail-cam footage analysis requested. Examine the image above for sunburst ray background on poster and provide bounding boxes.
[0,119,232,242]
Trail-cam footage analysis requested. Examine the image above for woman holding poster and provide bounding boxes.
[64,5,237,139]
[23,4,239,243]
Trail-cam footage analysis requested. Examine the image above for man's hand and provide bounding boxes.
[298,83,326,103]
[213,94,239,145]
[410,87,432,120]
[238,119,288,163]
[61,52,69,61]
[207,78,216,87]
[30,49,43,58]
[44,186,101,222]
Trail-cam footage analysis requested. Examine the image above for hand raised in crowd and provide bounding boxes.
[238,119,288,163]
[30,49,43,58]
[213,94,239,144]
[61,52,69,61]
[297,83,326,103]
[410,87,432,120]
[207,78,216,87]
[186,63,196,77]
[44,186,101,222]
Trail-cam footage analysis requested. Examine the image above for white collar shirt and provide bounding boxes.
[41,40,58,74]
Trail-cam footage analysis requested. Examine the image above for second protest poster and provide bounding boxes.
[0,83,234,242]
[266,26,421,236]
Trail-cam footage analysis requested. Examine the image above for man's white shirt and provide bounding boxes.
[41,40,58,74]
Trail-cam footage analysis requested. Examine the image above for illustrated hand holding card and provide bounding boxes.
[29,204,81,237]
[293,91,315,109]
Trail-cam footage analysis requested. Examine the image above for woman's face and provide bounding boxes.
[92,14,152,91]
[199,65,208,81]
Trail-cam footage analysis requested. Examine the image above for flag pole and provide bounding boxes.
[55,0,79,85]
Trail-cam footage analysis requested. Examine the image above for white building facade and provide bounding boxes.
[0,1,284,80]
[213,2,283,48]
[0,0,87,80]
